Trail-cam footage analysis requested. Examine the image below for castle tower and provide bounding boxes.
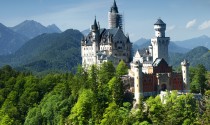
[108,0,123,30]
[181,59,190,92]
[134,61,143,104]
[151,19,170,63]
[91,17,99,40]
[91,17,100,63]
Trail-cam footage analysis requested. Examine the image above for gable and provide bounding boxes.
[153,58,168,67]
[112,28,127,42]
[152,58,172,73]
[134,50,141,58]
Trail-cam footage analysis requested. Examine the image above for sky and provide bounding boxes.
[0,0,210,42]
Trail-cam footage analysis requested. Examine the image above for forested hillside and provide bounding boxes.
[170,46,210,70]
[0,62,209,125]
[0,29,83,74]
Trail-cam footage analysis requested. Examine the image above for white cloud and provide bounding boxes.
[186,19,196,28]
[198,20,210,30]
[166,25,175,32]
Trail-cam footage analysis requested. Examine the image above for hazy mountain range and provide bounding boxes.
[0,21,210,73]
[82,29,90,36]
[174,35,210,49]
[0,23,29,55]
[0,20,61,55]
[10,20,61,39]
[0,29,83,73]
[170,46,210,70]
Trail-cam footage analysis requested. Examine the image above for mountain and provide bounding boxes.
[175,35,210,49]
[0,29,83,73]
[47,24,62,33]
[0,23,29,55]
[81,29,90,36]
[133,38,190,53]
[11,20,62,39]
[169,42,190,53]
[133,38,149,46]
[170,46,210,70]
[132,38,148,52]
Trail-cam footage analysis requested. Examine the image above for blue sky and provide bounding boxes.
[0,0,210,41]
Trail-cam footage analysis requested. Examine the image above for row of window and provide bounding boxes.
[83,45,129,51]
[84,53,129,57]
[115,43,126,48]
[117,41,123,43]
[83,53,95,56]
[84,47,93,50]
[142,84,183,91]
[100,46,112,50]
[86,58,94,62]
[114,53,128,56]
[157,40,169,45]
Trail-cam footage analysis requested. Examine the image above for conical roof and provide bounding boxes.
[154,19,166,25]
[91,17,98,30]
[110,0,118,13]
[94,18,98,28]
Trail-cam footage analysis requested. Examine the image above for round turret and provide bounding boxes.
[133,60,143,105]
[181,59,190,66]
[181,59,190,92]
[154,19,166,37]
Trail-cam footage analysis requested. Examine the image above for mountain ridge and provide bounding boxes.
[0,29,83,73]
[0,23,29,55]
[174,35,210,49]
[11,20,62,39]
[170,46,210,70]
[1,23,210,73]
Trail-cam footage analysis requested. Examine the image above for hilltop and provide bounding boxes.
[170,46,210,70]
[11,20,61,39]
[0,29,83,74]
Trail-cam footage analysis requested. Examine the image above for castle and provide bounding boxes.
[128,19,190,104]
[81,0,132,68]
[81,0,190,104]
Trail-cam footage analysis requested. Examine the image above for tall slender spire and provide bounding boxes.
[127,35,130,43]
[91,16,98,31]
[108,0,123,30]
[110,0,118,13]
[94,16,98,28]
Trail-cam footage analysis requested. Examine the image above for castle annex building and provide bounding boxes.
[81,0,132,68]
[128,19,190,104]
[81,0,190,104]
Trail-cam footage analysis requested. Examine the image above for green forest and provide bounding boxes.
[0,61,210,125]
